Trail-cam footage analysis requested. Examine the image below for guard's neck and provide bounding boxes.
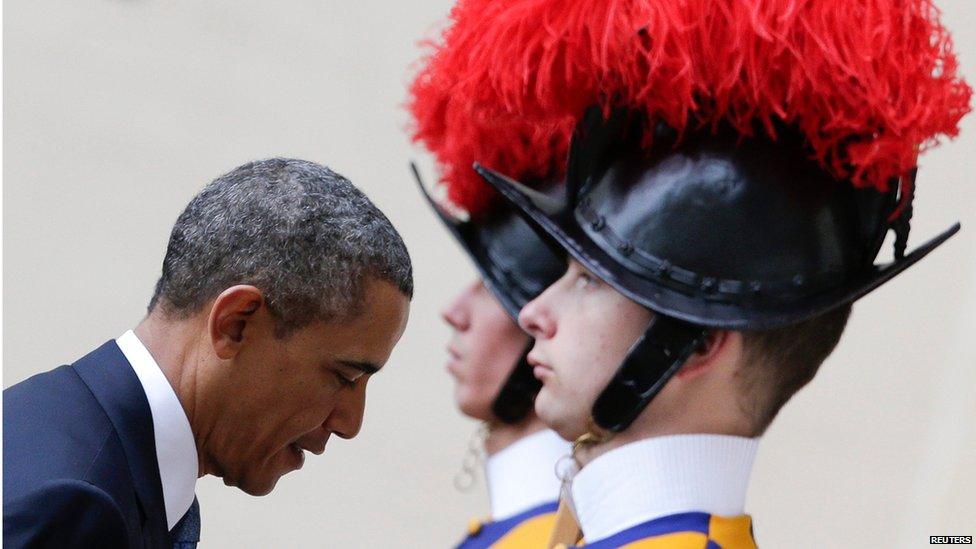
[575,415,752,467]
[484,414,548,456]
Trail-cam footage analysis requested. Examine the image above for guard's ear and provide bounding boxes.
[208,285,264,359]
[675,329,740,380]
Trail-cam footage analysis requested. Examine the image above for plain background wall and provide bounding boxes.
[4,1,974,547]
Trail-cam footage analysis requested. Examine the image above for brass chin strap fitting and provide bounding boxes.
[571,431,606,461]
[546,428,612,549]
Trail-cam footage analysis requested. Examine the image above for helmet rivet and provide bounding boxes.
[701,277,716,291]
[792,274,805,287]
[750,281,762,294]
[590,216,605,231]
[656,260,671,278]
[618,242,634,256]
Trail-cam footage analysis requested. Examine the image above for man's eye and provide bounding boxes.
[333,371,357,388]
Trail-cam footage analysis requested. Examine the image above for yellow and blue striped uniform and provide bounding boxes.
[456,501,559,549]
[578,512,756,549]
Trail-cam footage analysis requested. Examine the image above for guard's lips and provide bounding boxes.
[445,344,464,378]
[526,353,552,372]
[446,345,463,361]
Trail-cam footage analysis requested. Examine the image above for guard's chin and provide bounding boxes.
[455,388,494,422]
[533,390,559,426]
[535,394,583,442]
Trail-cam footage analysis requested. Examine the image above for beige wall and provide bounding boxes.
[4,1,974,547]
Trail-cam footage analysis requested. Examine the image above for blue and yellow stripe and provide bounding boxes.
[456,501,559,549]
[580,512,756,549]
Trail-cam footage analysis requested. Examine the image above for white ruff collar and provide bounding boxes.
[571,434,759,543]
[485,429,571,520]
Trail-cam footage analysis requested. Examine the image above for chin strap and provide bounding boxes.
[592,314,708,433]
[491,341,542,424]
[452,423,489,492]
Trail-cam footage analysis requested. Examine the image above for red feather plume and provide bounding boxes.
[408,68,573,216]
[412,0,971,193]
[408,10,576,217]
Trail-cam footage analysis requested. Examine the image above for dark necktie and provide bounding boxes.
[170,497,200,549]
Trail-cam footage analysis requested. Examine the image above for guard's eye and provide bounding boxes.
[574,271,597,290]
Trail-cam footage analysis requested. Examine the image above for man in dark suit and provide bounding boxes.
[3,158,414,548]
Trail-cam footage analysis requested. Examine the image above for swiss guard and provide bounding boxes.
[433,0,971,546]
[407,19,574,548]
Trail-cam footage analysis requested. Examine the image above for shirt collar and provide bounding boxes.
[571,434,759,543]
[117,330,198,530]
[485,429,571,520]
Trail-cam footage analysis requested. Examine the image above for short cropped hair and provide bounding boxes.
[149,158,413,335]
[736,304,852,435]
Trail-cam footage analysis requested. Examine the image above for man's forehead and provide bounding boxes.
[358,280,411,324]
[297,308,402,353]
[335,291,409,365]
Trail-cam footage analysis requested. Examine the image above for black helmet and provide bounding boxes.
[476,107,960,432]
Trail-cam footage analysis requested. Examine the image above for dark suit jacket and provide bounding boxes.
[4,341,172,548]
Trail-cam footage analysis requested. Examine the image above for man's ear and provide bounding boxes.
[675,329,741,380]
[208,285,264,360]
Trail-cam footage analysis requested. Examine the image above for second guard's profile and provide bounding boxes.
[408,22,572,548]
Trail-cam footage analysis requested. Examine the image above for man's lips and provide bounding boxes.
[298,442,326,456]
[288,443,306,469]
[282,433,330,472]
[294,432,330,456]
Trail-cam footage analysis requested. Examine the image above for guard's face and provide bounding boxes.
[206,279,410,496]
[441,279,529,421]
[519,260,651,440]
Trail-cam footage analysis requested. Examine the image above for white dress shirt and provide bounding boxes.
[117,330,199,530]
[485,429,571,520]
[571,434,759,543]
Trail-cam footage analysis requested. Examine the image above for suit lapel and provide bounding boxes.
[73,340,170,546]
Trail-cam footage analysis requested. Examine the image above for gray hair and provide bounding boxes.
[149,158,413,334]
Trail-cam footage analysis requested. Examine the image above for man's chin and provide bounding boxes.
[229,475,281,497]
[220,464,286,497]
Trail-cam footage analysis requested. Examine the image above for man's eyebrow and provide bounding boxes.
[337,360,380,375]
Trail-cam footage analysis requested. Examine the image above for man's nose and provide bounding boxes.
[518,292,556,340]
[325,383,367,439]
